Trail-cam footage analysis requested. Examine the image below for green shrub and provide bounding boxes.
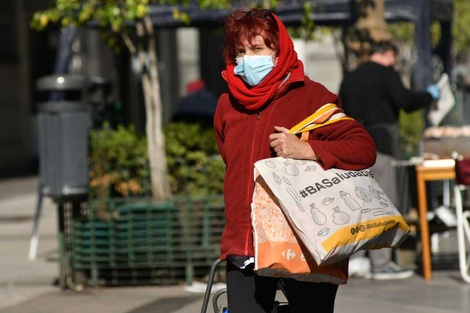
[89,121,225,198]
[89,122,149,199]
[164,122,224,195]
[399,110,425,159]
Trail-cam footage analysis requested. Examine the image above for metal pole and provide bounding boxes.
[413,0,433,91]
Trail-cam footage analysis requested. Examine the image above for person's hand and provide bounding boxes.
[426,84,440,100]
[269,126,317,160]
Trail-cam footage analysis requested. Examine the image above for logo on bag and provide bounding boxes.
[350,225,366,235]
[300,170,373,198]
[282,249,297,260]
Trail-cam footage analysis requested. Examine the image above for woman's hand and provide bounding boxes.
[269,126,317,160]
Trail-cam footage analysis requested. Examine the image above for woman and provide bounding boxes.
[214,8,376,313]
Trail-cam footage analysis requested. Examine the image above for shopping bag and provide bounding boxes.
[253,157,411,266]
[251,171,349,283]
[428,73,455,127]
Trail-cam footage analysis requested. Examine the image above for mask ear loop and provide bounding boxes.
[272,51,278,66]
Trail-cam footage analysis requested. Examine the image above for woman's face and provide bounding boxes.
[235,35,276,60]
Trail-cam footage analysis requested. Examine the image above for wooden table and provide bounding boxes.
[415,159,455,280]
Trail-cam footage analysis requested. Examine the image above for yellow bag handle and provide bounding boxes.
[289,103,353,141]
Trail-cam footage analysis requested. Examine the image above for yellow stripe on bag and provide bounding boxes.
[296,116,353,133]
[320,216,411,252]
[289,103,337,134]
[288,103,353,136]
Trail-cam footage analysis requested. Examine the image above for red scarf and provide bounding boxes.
[222,13,302,111]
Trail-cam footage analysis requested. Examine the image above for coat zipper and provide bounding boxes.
[248,111,261,207]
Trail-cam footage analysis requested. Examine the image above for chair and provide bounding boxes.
[453,158,470,283]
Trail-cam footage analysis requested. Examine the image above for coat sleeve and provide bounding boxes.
[384,68,434,113]
[302,82,377,171]
[308,118,377,171]
[213,94,227,164]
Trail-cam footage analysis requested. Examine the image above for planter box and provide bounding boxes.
[67,195,225,287]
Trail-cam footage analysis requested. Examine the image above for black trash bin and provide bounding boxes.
[36,74,92,201]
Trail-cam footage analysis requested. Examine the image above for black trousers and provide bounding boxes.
[226,260,339,313]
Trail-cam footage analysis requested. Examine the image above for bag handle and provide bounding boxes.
[288,103,353,142]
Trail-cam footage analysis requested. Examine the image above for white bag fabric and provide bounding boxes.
[254,157,410,266]
[428,73,455,127]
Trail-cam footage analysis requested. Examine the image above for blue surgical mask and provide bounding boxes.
[234,53,275,86]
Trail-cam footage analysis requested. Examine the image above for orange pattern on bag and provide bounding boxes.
[253,177,297,243]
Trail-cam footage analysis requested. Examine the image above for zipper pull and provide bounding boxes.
[257,110,260,119]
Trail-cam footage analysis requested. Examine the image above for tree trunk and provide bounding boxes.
[355,0,391,42]
[136,18,171,201]
[350,0,393,61]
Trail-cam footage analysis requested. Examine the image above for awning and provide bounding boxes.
[147,0,452,28]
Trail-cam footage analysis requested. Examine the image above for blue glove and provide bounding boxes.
[426,84,440,100]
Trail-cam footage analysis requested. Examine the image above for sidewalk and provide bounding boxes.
[1,176,469,313]
[0,176,58,310]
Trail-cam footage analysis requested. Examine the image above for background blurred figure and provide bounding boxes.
[172,79,217,126]
[339,41,439,280]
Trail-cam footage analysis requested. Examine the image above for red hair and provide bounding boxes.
[223,8,279,64]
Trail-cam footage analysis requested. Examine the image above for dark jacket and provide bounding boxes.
[339,61,433,157]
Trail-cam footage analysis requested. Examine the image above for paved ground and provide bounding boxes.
[1,176,470,313]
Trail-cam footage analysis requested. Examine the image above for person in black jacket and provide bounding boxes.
[339,41,439,280]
